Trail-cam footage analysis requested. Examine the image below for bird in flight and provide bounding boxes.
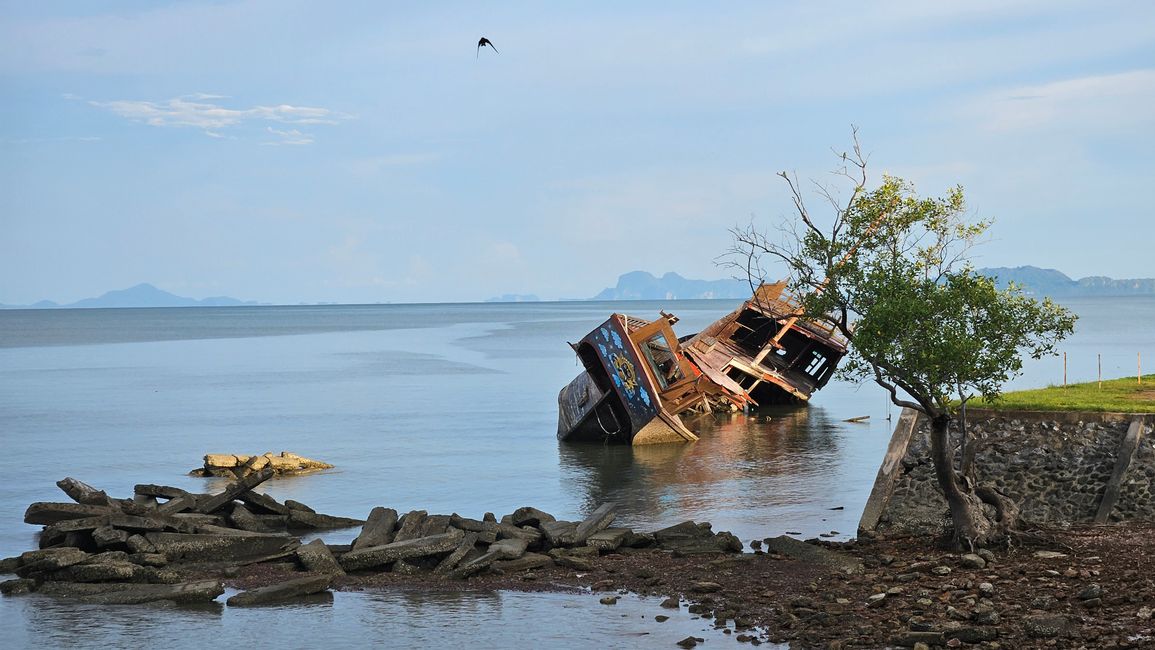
[477,37,498,58]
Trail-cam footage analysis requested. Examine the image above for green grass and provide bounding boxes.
[972,375,1155,413]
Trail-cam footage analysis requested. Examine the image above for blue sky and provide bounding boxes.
[2,1,1153,304]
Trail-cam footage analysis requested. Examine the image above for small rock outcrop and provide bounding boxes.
[191,451,334,478]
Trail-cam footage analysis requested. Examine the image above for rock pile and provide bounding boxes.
[2,474,744,607]
[335,504,742,581]
[1,473,360,605]
[191,451,334,478]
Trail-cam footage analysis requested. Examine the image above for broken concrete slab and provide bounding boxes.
[541,520,578,547]
[1,578,37,595]
[652,521,741,554]
[92,525,129,549]
[24,502,115,525]
[41,516,112,538]
[433,532,479,575]
[393,510,428,542]
[56,478,117,508]
[489,537,529,560]
[339,529,464,572]
[157,493,199,516]
[50,561,138,583]
[508,507,557,528]
[419,514,451,537]
[237,491,291,516]
[623,530,656,548]
[447,550,501,580]
[287,509,364,530]
[37,579,225,605]
[586,527,631,552]
[193,524,290,538]
[144,532,299,563]
[548,549,596,571]
[296,539,345,576]
[127,553,168,567]
[83,550,129,564]
[0,555,21,573]
[284,499,314,513]
[496,524,541,545]
[226,574,331,607]
[132,494,159,509]
[133,484,190,500]
[761,535,863,575]
[448,515,499,534]
[126,534,157,554]
[16,547,89,577]
[573,503,616,545]
[352,507,398,551]
[228,504,274,533]
[492,552,554,573]
[195,468,275,514]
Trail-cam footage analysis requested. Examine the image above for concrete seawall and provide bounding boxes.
[860,409,1153,535]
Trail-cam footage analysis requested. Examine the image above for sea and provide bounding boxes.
[1,296,1151,648]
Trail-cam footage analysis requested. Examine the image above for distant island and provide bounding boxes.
[979,266,1155,297]
[591,268,1155,300]
[0,283,256,309]
[591,271,750,300]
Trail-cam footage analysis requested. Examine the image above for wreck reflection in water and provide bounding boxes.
[558,405,853,542]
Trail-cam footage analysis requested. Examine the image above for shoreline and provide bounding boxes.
[211,523,1154,649]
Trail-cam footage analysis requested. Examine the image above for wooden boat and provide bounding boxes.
[556,312,749,445]
[557,281,845,445]
[683,281,848,405]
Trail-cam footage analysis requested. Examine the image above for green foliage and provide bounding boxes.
[974,376,1155,413]
[779,174,1076,417]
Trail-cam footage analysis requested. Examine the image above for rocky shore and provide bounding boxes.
[3,474,1153,648]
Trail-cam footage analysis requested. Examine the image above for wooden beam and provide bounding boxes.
[1093,416,1147,524]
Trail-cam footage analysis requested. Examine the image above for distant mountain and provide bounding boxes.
[588,267,1155,302]
[592,271,750,300]
[978,266,1155,297]
[2,283,256,309]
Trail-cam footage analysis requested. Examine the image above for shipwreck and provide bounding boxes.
[557,282,848,445]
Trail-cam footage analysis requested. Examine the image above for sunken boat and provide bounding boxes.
[682,281,848,406]
[557,312,749,445]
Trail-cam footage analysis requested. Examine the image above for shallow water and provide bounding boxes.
[1,296,1150,647]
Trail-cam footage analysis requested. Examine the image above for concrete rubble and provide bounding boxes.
[3,476,746,608]
[191,451,335,478]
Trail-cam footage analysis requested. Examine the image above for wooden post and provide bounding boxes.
[1140,352,1143,385]
[1098,354,1102,390]
[1063,352,1067,388]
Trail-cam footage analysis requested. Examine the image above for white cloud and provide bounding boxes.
[89,95,350,141]
[263,127,314,146]
[960,70,1155,133]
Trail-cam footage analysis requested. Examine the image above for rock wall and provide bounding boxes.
[860,410,1153,536]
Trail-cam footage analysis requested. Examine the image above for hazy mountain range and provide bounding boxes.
[591,267,1155,300]
[979,266,1155,297]
[3,266,1152,309]
[0,283,256,309]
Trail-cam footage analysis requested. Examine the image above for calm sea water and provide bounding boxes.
[1,296,1151,648]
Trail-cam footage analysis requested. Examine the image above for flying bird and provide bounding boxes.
[477,37,498,58]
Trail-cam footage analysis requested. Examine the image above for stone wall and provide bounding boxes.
[860,410,1153,536]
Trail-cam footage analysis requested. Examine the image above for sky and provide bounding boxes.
[2,1,1153,305]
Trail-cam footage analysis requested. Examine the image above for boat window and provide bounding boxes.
[803,351,828,379]
[640,333,684,390]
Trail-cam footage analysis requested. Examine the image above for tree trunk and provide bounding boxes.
[927,413,1006,549]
